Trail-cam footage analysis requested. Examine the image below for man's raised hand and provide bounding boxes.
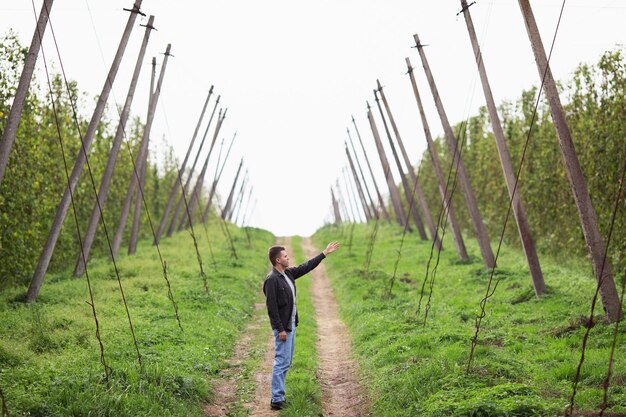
[323,241,341,256]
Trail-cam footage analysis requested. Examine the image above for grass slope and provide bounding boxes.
[314,222,626,417]
[0,219,274,416]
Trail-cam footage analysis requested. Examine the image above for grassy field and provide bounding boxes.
[313,222,626,417]
[0,218,274,416]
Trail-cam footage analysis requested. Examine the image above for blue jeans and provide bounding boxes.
[271,327,296,403]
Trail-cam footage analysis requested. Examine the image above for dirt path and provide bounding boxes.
[204,299,269,416]
[304,237,370,417]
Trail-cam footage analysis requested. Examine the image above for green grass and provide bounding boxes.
[280,235,323,417]
[313,222,626,417]
[0,218,274,416]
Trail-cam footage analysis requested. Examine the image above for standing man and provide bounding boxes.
[263,241,340,410]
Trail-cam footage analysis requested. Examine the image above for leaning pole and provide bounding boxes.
[351,116,391,223]
[111,45,171,258]
[367,103,408,228]
[405,57,469,261]
[179,115,228,230]
[460,0,544,294]
[0,0,54,186]
[374,89,426,238]
[168,105,223,236]
[221,159,244,220]
[345,144,373,221]
[153,87,214,244]
[377,80,442,250]
[201,133,237,223]
[518,0,619,319]
[414,33,496,268]
[346,129,377,218]
[74,15,155,277]
[27,1,143,302]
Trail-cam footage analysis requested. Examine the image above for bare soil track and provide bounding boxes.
[304,237,370,417]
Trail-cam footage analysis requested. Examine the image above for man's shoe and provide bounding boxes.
[270,400,285,410]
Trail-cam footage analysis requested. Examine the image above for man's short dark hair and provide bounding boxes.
[268,246,285,266]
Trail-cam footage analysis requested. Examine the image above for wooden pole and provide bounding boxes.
[0,0,54,185]
[166,98,221,236]
[336,180,354,223]
[221,159,244,220]
[202,133,236,223]
[461,0,544,294]
[351,116,391,223]
[331,187,342,224]
[128,148,148,255]
[180,120,229,230]
[341,167,362,222]
[346,145,373,221]
[406,57,469,261]
[343,164,368,222]
[414,33,496,268]
[111,45,170,258]
[235,185,254,226]
[74,16,154,276]
[377,79,443,250]
[374,89,426,238]
[27,1,143,301]
[518,0,619,318]
[228,173,248,222]
[367,103,409,228]
[347,128,377,219]
[154,86,213,244]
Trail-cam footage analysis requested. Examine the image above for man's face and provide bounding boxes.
[276,250,289,268]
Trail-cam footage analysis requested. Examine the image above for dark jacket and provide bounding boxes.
[263,252,326,332]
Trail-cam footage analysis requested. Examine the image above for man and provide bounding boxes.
[263,241,340,410]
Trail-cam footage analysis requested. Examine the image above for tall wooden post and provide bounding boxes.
[374,89,426,238]
[352,116,391,223]
[26,1,143,302]
[346,145,373,221]
[336,180,354,223]
[235,185,254,226]
[180,119,228,230]
[202,133,236,223]
[228,173,248,222]
[461,0,544,294]
[221,159,244,220]
[331,187,342,224]
[518,0,619,318]
[377,80,443,250]
[0,0,54,185]
[367,104,409,228]
[344,163,369,222]
[406,57,469,261]
[154,87,213,244]
[342,167,363,222]
[166,99,221,236]
[111,45,170,258]
[347,129,377,218]
[74,15,154,276]
[128,149,147,255]
[414,33,496,268]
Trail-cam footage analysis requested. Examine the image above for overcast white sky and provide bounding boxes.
[3,1,625,237]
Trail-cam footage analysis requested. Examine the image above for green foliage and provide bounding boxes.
[0,32,217,289]
[0,220,274,416]
[415,49,626,273]
[314,222,626,416]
